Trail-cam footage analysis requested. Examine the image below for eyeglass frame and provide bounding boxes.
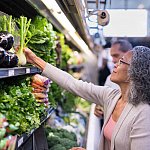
[118,59,130,66]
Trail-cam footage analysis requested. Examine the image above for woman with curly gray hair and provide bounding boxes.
[128,46,150,105]
[22,46,150,150]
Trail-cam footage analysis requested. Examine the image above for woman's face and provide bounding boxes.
[110,51,132,84]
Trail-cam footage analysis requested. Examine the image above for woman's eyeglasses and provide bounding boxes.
[118,59,130,66]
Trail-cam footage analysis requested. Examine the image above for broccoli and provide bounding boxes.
[47,127,77,141]
[49,144,66,150]
[45,127,78,150]
[45,126,57,135]
[59,138,78,149]
[61,130,77,141]
[47,135,60,147]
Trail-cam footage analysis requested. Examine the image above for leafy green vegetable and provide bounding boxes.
[57,33,72,71]
[61,91,77,112]
[0,77,45,135]
[26,16,57,63]
[49,83,63,106]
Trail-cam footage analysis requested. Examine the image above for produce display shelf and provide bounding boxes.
[16,107,54,149]
[0,67,41,78]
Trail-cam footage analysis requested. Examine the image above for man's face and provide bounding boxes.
[110,44,126,64]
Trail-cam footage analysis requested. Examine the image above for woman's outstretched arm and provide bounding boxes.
[23,47,116,106]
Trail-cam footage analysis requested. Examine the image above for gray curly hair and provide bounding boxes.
[128,46,150,105]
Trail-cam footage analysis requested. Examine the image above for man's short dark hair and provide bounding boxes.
[111,39,132,52]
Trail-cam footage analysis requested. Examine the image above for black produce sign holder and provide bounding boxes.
[0,67,41,78]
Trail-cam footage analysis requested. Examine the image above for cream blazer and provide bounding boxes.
[42,63,150,150]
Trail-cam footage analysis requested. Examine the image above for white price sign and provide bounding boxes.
[18,137,23,147]
[26,68,30,73]
[8,70,14,76]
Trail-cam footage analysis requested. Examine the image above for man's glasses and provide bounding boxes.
[118,59,130,66]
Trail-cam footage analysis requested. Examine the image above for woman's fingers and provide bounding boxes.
[94,105,104,117]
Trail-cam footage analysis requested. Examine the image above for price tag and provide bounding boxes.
[26,68,30,73]
[8,70,14,76]
[18,137,23,147]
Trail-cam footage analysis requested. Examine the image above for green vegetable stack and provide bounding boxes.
[0,77,45,135]
[45,126,78,150]
[57,33,73,71]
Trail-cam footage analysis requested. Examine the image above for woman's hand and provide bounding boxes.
[15,46,46,70]
[23,47,46,70]
[15,46,37,64]
[23,47,37,64]
[94,105,104,118]
[69,147,86,150]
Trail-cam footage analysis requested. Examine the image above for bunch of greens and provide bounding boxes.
[45,126,78,150]
[60,91,77,112]
[26,16,57,65]
[0,77,45,135]
[0,15,16,34]
[48,83,79,112]
[48,82,63,107]
[57,33,73,71]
